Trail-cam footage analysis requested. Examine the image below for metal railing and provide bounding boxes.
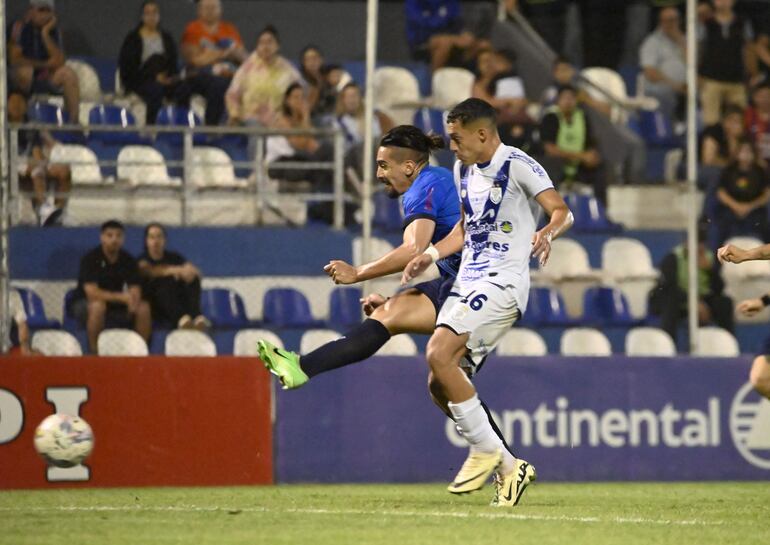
[8,123,349,229]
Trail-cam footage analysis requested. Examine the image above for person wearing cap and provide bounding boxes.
[8,0,80,122]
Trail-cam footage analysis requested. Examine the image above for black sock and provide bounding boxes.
[300,319,391,378]
[480,398,517,459]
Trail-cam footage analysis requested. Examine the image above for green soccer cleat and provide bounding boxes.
[257,340,308,390]
[490,458,537,507]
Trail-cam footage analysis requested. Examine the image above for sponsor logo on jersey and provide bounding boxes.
[500,221,513,233]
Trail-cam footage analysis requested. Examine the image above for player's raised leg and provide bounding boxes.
[259,289,436,389]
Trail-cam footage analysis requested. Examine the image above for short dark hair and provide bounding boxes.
[101,220,124,233]
[722,103,744,119]
[257,24,279,43]
[446,98,497,127]
[379,125,445,163]
[556,84,578,98]
[143,222,166,254]
[553,56,571,67]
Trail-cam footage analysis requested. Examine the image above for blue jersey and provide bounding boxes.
[401,165,461,277]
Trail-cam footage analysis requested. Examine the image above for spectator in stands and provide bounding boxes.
[472,48,528,124]
[539,84,606,205]
[504,0,568,56]
[8,92,71,226]
[8,0,80,122]
[266,82,331,186]
[639,7,687,123]
[698,0,756,125]
[701,104,746,168]
[9,288,34,355]
[649,227,734,341]
[541,57,613,118]
[181,0,247,125]
[299,45,337,119]
[404,0,491,71]
[225,25,299,127]
[713,138,770,245]
[745,83,770,163]
[71,220,150,353]
[138,223,208,331]
[118,0,181,125]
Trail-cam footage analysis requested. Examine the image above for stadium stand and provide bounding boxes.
[495,328,548,356]
[97,329,149,356]
[561,328,612,356]
[165,330,217,356]
[30,330,83,356]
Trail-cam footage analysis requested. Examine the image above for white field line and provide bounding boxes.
[0,504,721,527]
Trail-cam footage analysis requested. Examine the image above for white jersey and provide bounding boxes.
[452,143,554,312]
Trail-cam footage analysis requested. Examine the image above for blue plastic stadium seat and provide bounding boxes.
[200,288,249,328]
[15,287,61,329]
[413,107,447,138]
[27,102,82,143]
[263,288,323,328]
[88,105,145,145]
[564,193,622,233]
[156,105,207,146]
[520,287,575,326]
[62,288,81,330]
[329,287,363,328]
[583,286,637,326]
[373,191,404,232]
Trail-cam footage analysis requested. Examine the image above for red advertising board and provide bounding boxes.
[0,357,273,489]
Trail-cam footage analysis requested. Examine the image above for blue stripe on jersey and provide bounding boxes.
[462,159,512,261]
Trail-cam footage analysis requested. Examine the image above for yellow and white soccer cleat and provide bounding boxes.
[490,458,537,507]
[447,449,502,494]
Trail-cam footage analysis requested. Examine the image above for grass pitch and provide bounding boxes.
[1,483,768,545]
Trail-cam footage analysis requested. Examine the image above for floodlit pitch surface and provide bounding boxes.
[1,483,768,545]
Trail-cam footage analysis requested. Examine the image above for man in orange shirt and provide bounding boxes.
[180,0,247,124]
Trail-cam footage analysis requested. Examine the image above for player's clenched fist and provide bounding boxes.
[360,293,387,316]
[401,254,433,285]
[717,244,749,264]
[324,260,358,284]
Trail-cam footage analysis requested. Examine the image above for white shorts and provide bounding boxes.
[436,280,520,376]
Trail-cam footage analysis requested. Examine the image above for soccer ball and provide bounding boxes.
[33,414,94,468]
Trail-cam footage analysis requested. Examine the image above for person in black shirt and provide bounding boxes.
[72,220,151,353]
[138,223,208,330]
[118,0,181,125]
[714,138,770,245]
[700,104,745,168]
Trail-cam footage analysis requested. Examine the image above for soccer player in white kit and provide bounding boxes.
[404,98,573,506]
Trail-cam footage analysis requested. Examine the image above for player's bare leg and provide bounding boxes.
[259,289,436,389]
[750,355,770,399]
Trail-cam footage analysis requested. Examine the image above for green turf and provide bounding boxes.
[1,483,768,545]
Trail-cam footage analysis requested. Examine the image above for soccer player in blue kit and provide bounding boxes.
[258,125,526,505]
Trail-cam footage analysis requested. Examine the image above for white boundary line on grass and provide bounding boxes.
[0,505,721,527]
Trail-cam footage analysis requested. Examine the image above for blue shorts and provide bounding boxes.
[412,274,456,315]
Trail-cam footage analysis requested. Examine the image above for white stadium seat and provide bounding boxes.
[373,67,421,126]
[31,330,82,356]
[117,145,180,186]
[189,147,248,189]
[234,329,284,356]
[300,329,340,354]
[625,327,676,357]
[496,329,548,356]
[693,327,740,357]
[49,144,104,185]
[165,330,217,356]
[431,67,474,110]
[560,328,612,356]
[543,238,598,280]
[376,334,418,355]
[97,329,149,356]
[602,237,658,318]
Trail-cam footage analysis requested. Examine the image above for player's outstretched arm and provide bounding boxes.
[532,188,573,266]
[717,243,770,265]
[325,218,436,284]
[401,218,465,285]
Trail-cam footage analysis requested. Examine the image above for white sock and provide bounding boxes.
[454,413,516,474]
[448,394,501,454]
